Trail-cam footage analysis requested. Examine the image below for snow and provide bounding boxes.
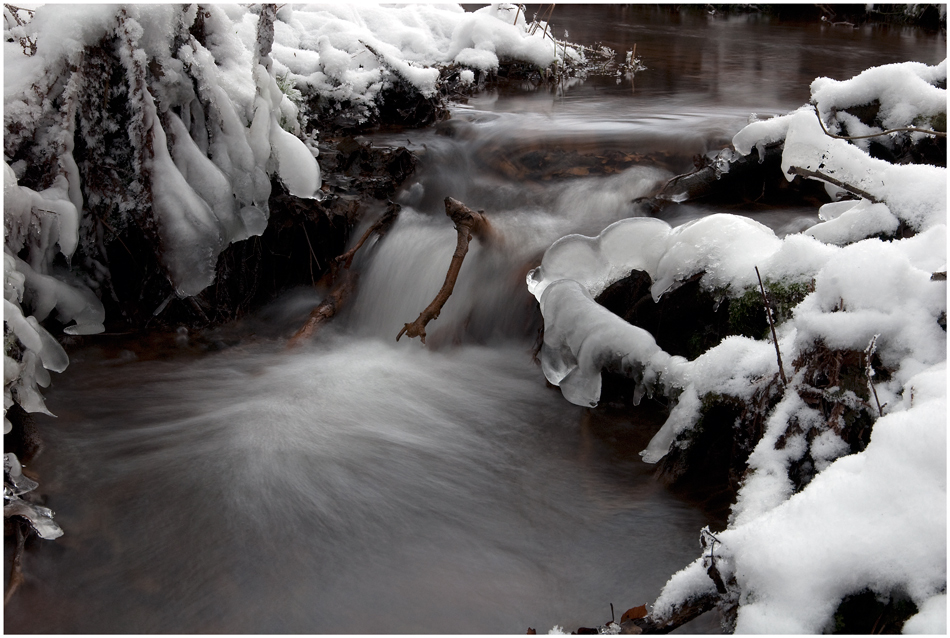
[723,363,946,634]
[528,59,946,633]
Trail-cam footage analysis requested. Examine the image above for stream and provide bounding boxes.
[5,7,945,634]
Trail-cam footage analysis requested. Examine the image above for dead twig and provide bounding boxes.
[864,334,885,417]
[288,204,400,346]
[631,591,718,634]
[397,197,497,344]
[287,270,356,346]
[785,165,880,204]
[756,266,788,386]
[334,202,399,270]
[814,104,946,140]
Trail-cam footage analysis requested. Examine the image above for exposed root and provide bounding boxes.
[396,197,498,344]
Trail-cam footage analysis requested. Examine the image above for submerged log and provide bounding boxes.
[397,197,498,344]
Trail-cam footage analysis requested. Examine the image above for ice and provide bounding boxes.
[806,200,899,245]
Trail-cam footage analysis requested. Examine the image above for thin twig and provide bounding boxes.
[864,334,885,417]
[301,223,319,285]
[785,165,880,203]
[814,104,946,140]
[95,213,139,266]
[756,266,787,386]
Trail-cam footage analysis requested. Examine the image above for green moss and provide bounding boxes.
[726,280,812,340]
[914,112,946,133]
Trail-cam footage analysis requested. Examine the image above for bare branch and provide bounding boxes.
[396,197,497,344]
[785,165,881,203]
[814,104,946,140]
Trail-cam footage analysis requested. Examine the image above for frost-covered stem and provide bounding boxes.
[756,266,787,386]
[785,165,880,204]
[864,334,885,417]
[813,104,947,140]
[116,9,154,182]
[4,3,36,55]
[255,3,276,71]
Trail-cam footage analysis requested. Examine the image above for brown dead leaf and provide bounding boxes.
[621,604,648,622]
[526,628,537,635]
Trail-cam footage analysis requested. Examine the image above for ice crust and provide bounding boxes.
[529,59,946,633]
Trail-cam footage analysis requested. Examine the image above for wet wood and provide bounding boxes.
[288,204,400,346]
[397,197,497,344]
[630,592,718,634]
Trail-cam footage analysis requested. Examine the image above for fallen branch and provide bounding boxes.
[334,202,399,270]
[631,592,718,634]
[756,266,788,386]
[397,197,497,344]
[288,204,400,346]
[287,269,357,346]
[785,165,880,203]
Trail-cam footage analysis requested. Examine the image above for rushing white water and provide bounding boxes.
[15,332,719,633]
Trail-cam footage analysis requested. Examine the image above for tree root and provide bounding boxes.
[288,203,399,346]
[397,197,498,344]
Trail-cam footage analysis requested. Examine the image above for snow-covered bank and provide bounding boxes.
[529,60,946,632]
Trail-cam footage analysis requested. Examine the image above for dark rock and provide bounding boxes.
[596,270,732,361]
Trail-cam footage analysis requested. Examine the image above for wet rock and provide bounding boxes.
[596,271,735,361]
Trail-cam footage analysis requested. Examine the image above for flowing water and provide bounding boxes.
[5,8,944,634]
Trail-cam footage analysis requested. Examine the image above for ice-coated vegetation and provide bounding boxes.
[3,3,594,539]
[529,59,946,632]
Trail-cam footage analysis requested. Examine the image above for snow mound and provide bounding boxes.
[529,59,946,633]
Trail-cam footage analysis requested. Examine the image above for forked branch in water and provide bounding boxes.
[397,197,498,344]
